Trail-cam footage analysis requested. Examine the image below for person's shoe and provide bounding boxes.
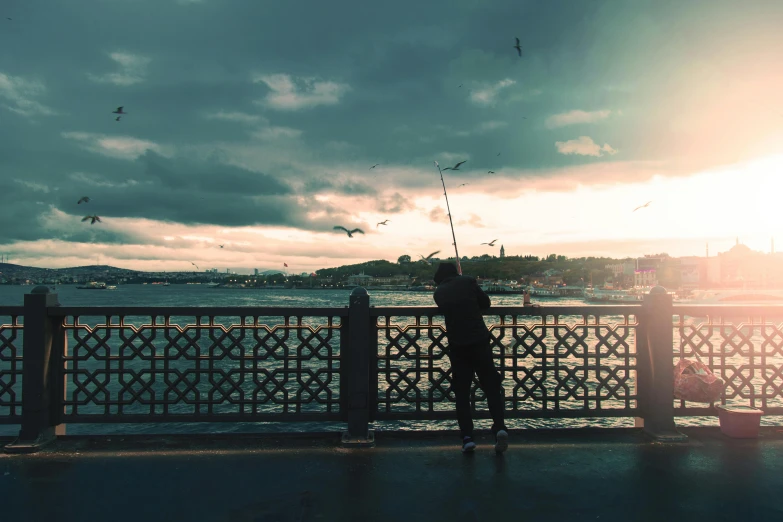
[462,436,476,453]
[494,430,508,454]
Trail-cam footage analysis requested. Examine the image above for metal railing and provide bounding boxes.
[2,286,782,452]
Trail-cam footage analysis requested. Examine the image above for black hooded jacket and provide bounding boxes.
[432,264,491,347]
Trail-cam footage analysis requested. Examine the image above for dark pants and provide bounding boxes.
[447,340,506,439]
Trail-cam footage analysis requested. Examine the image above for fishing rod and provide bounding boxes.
[434,161,463,275]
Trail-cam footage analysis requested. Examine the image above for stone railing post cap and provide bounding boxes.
[351,287,369,296]
[31,285,51,294]
[649,286,667,295]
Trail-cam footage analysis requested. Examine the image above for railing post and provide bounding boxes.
[5,286,62,453]
[637,286,687,442]
[341,287,374,447]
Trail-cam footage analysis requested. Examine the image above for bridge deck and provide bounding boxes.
[2,428,782,522]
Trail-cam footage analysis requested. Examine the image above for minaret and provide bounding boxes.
[772,237,775,255]
[500,245,505,258]
[706,243,709,258]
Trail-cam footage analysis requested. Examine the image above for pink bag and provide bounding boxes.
[673,359,725,403]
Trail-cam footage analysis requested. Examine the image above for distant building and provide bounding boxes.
[500,245,505,258]
[346,273,373,286]
[637,254,669,271]
[254,268,259,276]
[634,269,658,288]
[606,260,635,278]
[679,257,701,289]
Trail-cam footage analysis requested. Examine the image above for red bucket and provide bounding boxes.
[715,405,764,438]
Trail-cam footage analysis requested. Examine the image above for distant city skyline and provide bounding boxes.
[0,238,777,276]
[2,1,781,273]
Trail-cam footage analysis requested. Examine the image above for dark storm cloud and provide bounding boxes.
[302,177,377,197]
[139,152,291,195]
[1,0,781,254]
[377,192,415,214]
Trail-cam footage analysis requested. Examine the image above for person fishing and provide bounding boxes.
[433,262,508,454]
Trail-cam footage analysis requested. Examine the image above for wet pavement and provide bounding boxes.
[1,427,782,522]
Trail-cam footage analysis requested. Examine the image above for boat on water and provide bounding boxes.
[206,282,220,288]
[678,287,783,304]
[527,286,562,298]
[584,287,681,303]
[106,285,117,290]
[76,281,107,290]
[480,281,525,295]
[584,289,643,303]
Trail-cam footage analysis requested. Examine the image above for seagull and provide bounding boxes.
[334,226,364,238]
[81,215,101,225]
[633,201,652,212]
[77,196,90,204]
[481,239,498,246]
[115,116,121,122]
[458,84,463,88]
[376,219,390,228]
[419,251,441,263]
[370,164,380,169]
[487,171,495,174]
[442,160,467,171]
[218,244,224,248]
[458,183,469,187]
[191,262,199,269]
[112,106,126,115]
[514,37,522,57]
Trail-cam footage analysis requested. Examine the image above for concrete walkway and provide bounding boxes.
[1,428,782,522]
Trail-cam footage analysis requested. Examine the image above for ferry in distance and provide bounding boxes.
[480,281,526,295]
[584,288,643,303]
[678,287,783,304]
[76,281,107,290]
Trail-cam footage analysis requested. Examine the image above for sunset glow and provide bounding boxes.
[1,1,782,272]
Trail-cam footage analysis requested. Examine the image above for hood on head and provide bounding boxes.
[433,262,459,284]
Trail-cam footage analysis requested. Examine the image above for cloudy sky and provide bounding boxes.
[1,0,782,273]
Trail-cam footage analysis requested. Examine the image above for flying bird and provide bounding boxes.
[481,239,498,246]
[442,160,467,171]
[191,262,199,269]
[487,171,495,174]
[376,219,390,227]
[112,106,126,115]
[458,84,463,88]
[115,116,121,122]
[514,37,522,57]
[458,183,469,187]
[218,244,225,248]
[77,196,90,204]
[419,251,441,263]
[334,226,364,238]
[497,152,501,156]
[370,164,380,169]
[81,215,101,225]
[633,201,652,212]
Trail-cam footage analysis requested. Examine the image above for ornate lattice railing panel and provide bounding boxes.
[54,309,344,422]
[371,306,639,420]
[0,308,24,424]
[674,306,783,415]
